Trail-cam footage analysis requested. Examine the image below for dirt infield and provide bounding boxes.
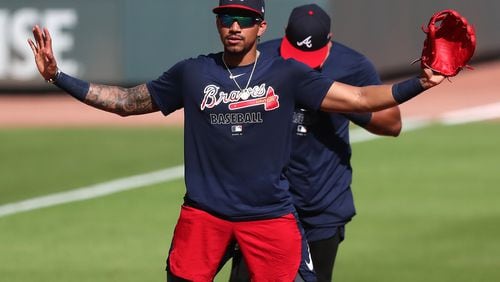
[0,60,499,128]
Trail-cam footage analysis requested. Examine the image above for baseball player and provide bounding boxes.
[228,4,402,282]
[28,0,444,281]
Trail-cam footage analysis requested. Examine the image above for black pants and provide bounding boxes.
[308,229,342,282]
[229,228,342,282]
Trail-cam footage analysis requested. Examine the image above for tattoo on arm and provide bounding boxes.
[84,84,158,116]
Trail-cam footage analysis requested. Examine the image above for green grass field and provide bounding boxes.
[1,122,499,281]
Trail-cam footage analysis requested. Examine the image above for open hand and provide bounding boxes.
[27,25,58,81]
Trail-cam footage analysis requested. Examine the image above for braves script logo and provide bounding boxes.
[297,36,313,48]
[201,84,280,111]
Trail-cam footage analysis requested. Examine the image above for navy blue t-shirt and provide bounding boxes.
[147,51,333,221]
[258,39,381,239]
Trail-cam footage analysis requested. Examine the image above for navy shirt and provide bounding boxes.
[147,52,333,221]
[259,39,381,240]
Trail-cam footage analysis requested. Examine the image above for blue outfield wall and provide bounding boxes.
[0,0,498,90]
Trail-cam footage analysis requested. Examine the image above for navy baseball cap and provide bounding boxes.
[280,4,331,68]
[213,0,265,18]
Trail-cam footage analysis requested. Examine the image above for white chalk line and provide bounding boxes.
[439,102,500,125]
[0,165,184,218]
[1,102,499,218]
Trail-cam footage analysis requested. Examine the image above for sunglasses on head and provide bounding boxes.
[218,14,262,28]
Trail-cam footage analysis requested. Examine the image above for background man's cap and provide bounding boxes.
[213,0,265,18]
[280,4,331,68]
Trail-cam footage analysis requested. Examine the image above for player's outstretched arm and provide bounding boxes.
[28,25,158,116]
[321,69,444,113]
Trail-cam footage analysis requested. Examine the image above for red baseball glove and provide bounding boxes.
[420,9,476,77]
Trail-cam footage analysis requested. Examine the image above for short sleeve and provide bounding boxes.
[146,61,186,116]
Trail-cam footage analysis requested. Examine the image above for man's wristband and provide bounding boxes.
[52,71,90,102]
[392,77,425,104]
[343,112,373,127]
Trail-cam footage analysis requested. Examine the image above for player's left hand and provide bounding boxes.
[419,68,445,89]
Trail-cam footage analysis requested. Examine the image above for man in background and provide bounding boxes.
[229,4,402,281]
